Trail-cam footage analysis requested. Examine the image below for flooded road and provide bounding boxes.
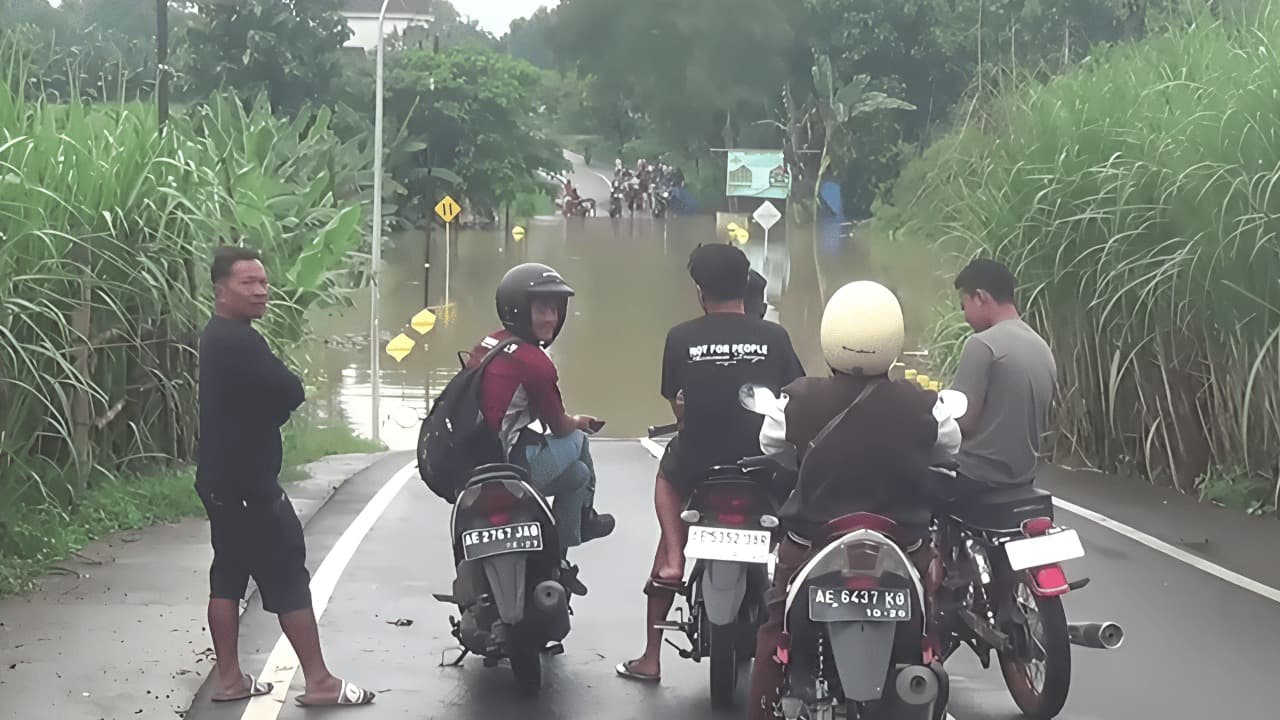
[307,207,954,450]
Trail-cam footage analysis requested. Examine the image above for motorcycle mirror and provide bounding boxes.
[938,389,969,420]
[739,383,781,415]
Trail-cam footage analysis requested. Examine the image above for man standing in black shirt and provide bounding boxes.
[196,246,373,707]
[616,243,805,683]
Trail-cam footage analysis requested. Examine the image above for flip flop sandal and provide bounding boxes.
[615,660,660,683]
[211,673,273,702]
[294,679,377,707]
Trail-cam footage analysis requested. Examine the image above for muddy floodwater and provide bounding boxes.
[305,214,952,450]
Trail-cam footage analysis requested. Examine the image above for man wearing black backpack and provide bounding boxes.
[459,263,614,595]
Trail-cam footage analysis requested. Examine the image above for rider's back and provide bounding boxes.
[779,375,941,541]
[663,312,804,481]
[952,318,1056,487]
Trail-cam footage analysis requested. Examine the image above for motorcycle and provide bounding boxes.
[652,185,671,218]
[932,468,1124,718]
[609,182,624,218]
[739,383,950,720]
[647,422,783,709]
[433,463,574,696]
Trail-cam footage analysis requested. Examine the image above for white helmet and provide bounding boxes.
[820,280,905,376]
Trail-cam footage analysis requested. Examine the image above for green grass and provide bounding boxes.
[879,5,1280,512]
[0,421,385,598]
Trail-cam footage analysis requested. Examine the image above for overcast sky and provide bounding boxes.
[453,0,556,35]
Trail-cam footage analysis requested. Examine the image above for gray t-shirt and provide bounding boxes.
[951,318,1056,486]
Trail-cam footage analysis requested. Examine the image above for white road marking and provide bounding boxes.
[640,437,664,458]
[240,460,417,719]
[1053,497,1280,604]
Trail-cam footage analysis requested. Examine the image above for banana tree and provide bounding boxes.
[810,53,916,205]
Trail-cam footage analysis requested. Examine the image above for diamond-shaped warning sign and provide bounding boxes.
[410,308,437,335]
[385,333,415,362]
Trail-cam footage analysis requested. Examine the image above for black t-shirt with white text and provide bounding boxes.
[661,312,805,488]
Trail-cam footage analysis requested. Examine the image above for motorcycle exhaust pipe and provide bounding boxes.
[531,580,571,642]
[1068,621,1124,650]
[894,665,940,707]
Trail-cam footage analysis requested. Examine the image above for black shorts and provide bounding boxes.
[659,436,695,496]
[197,485,312,615]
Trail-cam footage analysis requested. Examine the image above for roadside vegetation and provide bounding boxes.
[878,2,1278,514]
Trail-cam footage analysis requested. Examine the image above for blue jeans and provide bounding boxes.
[522,430,597,549]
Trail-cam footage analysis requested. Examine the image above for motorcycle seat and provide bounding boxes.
[946,485,1055,532]
[464,463,530,488]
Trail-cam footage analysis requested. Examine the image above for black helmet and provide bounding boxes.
[495,263,576,346]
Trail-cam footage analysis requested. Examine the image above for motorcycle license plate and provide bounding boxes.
[808,585,912,623]
[684,526,772,564]
[1004,529,1085,571]
[460,522,543,561]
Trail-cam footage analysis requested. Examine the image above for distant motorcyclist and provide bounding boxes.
[948,258,1057,497]
[465,263,615,595]
[744,280,962,720]
[615,243,805,683]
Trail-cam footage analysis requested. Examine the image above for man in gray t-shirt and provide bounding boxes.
[950,259,1057,487]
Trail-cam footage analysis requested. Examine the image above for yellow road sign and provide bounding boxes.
[435,195,461,224]
[512,225,526,242]
[410,308,437,335]
[385,332,415,362]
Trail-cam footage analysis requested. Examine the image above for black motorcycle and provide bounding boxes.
[434,463,574,695]
[648,423,784,709]
[932,484,1124,718]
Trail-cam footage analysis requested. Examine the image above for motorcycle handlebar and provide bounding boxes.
[647,423,678,439]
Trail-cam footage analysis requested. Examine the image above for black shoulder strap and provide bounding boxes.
[473,336,521,374]
[806,378,884,456]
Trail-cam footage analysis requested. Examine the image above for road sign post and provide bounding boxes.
[752,200,783,259]
[435,195,461,306]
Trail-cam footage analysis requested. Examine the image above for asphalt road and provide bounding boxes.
[184,442,1279,720]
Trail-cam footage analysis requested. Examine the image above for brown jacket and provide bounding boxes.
[777,373,941,541]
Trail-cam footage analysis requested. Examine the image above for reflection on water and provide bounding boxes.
[306,213,950,450]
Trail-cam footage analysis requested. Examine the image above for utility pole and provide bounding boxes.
[156,0,170,128]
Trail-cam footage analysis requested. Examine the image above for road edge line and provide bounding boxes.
[1052,496,1280,604]
[239,459,417,719]
[640,437,664,459]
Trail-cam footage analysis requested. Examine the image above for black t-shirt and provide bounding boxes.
[661,312,805,488]
[196,315,305,500]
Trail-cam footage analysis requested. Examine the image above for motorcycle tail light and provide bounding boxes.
[1022,516,1054,537]
[844,541,882,574]
[708,487,753,526]
[1031,565,1069,595]
[844,575,882,590]
[488,511,512,526]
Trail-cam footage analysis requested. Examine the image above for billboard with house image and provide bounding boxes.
[725,150,791,200]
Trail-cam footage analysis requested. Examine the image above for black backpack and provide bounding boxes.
[417,336,521,503]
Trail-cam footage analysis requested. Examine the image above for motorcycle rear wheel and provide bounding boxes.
[709,622,740,709]
[509,636,543,697]
[998,578,1070,718]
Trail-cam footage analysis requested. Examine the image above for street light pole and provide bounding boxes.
[370,0,391,445]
